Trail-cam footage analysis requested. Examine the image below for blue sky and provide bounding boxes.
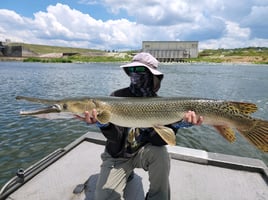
[0,0,267,50]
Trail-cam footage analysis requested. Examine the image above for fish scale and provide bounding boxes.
[16,96,268,152]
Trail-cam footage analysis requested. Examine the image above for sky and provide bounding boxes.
[0,0,267,51]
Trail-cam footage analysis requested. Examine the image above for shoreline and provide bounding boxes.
[0,56,267,65]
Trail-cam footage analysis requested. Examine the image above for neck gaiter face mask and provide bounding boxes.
[129,72,155,97]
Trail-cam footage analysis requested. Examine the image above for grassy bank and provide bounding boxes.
[190,47,268,64]
[9,42,101,54]
[23,55,131,63]
[2,43,268,64]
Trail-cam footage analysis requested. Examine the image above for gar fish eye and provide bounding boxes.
[63,103,68,110]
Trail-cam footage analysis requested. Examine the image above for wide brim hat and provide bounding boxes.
[120,52,163,79]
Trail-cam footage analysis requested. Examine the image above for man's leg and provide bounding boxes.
[133,144,170,200]
[94,152,134,200]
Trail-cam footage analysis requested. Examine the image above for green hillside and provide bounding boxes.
[3,43,268,64]
[9,42,102,54]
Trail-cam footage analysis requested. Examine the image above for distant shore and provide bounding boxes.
[0,55,267,64]
[1,43,267,64]
[189,55,268,64]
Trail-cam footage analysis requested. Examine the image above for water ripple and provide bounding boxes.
[0,62,268,187]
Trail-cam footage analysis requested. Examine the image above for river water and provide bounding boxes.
[0,61,268,187]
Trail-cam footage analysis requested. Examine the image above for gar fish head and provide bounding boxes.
[57,99,97,114]
[19,104,61,115]
[19,98,99,116]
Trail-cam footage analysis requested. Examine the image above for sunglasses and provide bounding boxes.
[127,66,148,73]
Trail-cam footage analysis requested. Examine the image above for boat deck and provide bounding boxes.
[1,131,268,200]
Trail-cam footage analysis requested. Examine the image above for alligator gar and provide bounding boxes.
[16,96,268,152]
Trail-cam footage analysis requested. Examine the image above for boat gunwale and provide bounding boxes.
[0,131,267,199]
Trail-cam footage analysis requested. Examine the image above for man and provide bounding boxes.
[82,52,203,200]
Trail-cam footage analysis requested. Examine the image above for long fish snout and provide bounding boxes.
[20,104,62,115]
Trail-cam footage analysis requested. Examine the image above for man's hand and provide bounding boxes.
[75,109,98,124]
[183,111,203,125]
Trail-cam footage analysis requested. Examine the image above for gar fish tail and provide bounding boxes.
[16,96,268,152]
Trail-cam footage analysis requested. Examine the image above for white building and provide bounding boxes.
[142,41,198,62]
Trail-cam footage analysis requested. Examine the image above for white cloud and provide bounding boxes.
[103,0,200,25]
[224,21,251,39]
[242,5,268,38]
[0,9,35,43]
[0,9,26,31]
[78,0,99,5]
[0,1,267,50]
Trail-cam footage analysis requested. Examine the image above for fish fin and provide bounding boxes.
[96,110,111,124]
[237,119,268,152]
[153,125,176,146]
[229,102,258,115]
[213,125,236,143]
[128,128,136,143]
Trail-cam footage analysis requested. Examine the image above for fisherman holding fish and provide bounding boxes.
[15,49,268,199]
[82,52,203,200]
[17,52,267,198]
